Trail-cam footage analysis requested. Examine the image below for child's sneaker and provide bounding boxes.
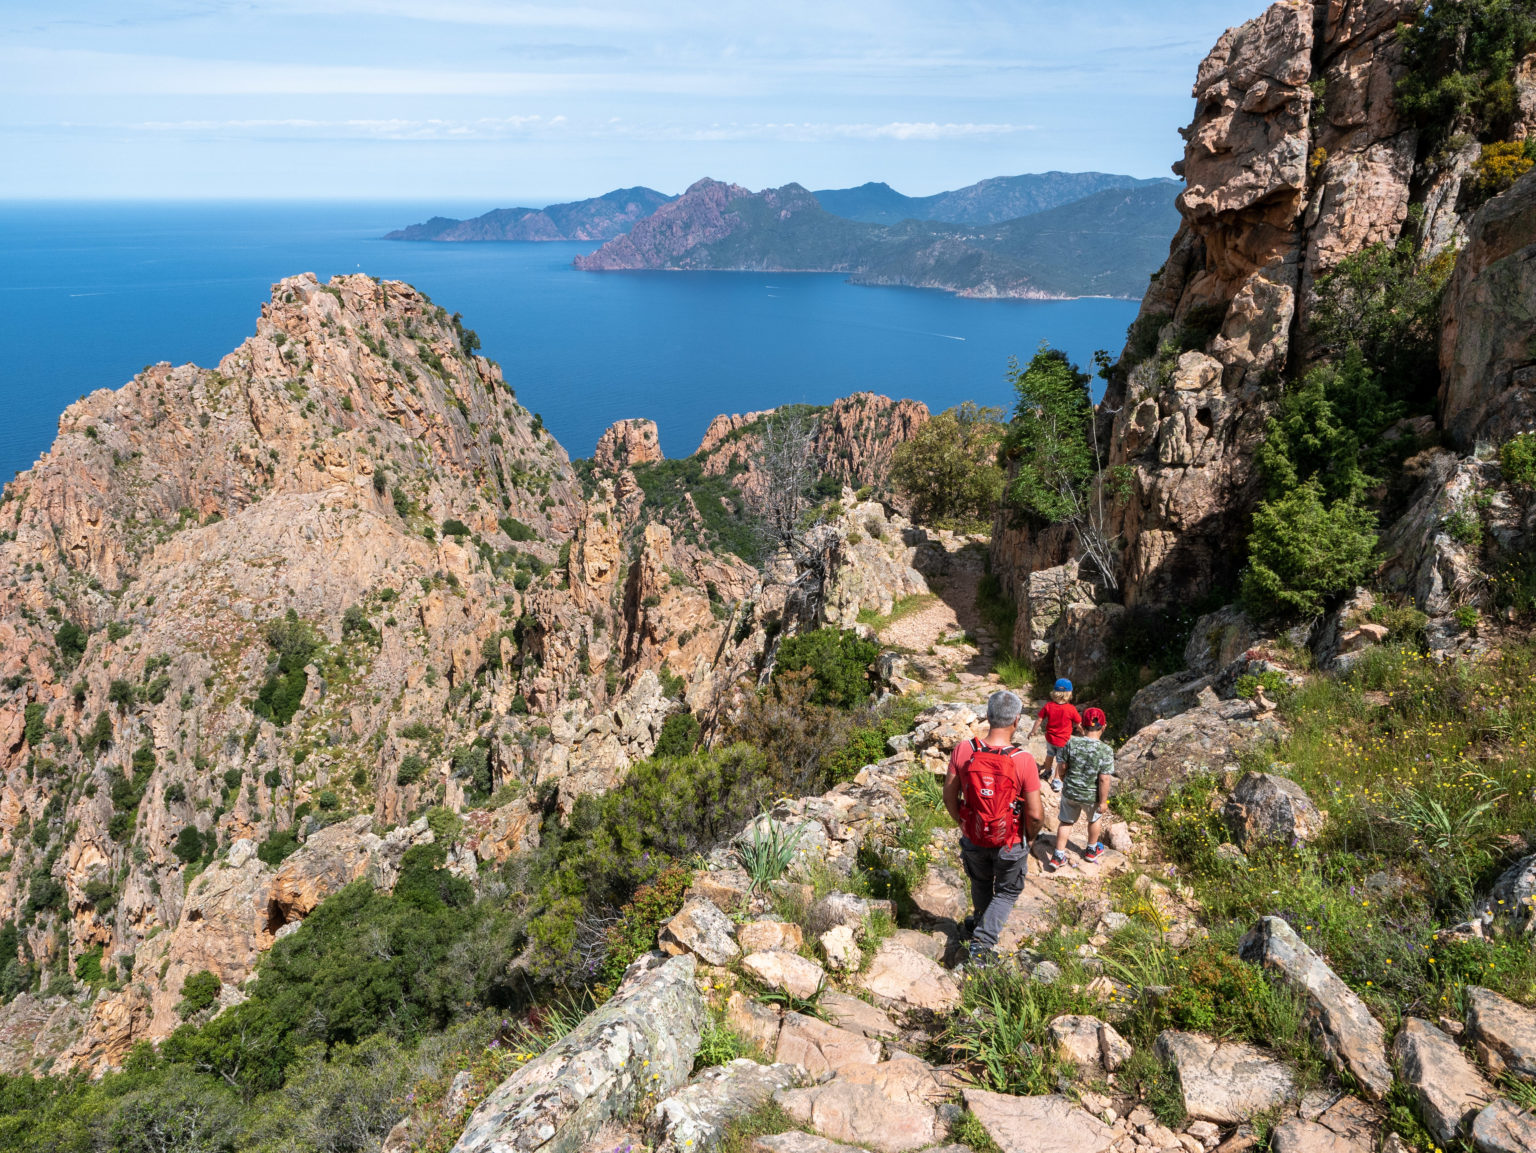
[1049,777,1063,793]
[1046,850,1069,872]
[1083,842,1107,863]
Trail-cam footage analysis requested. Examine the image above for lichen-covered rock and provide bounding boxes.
[649,1059,799,1153]
[1156,1030,1296,1123]
[1486,852,1536,930]
[1472,1100,1536,1153]
[1223,772,1324,848]
[657,898,739,966]
[1115,701,1286,805]
[1392,1017,1494,1148]
[450,952,706,1153]
[1239,916,1391,1099]
[1465,986,1536,1081]
[964,1089,1117,1153]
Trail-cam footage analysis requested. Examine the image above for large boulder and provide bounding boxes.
[1156,1030,1295,1123]
[1020,561,1099,661]
[1223,772,1324,848]
[1185,606,1258,675]
[450,953,705,1153]
[1392,1017,1495,1148]
[1239,917,1391,1100]
[649,1059,799,1153]
[775,1065,946,1153]
[1465,986,1536,1082]
[774,1012,881,1079]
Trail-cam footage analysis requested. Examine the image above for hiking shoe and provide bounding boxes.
[1046,850,1069,873]
[960,914,977,941]
[1083,842,1107,863]
[1049,777,1063,793]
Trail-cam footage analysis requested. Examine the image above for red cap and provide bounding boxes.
[1083,707,1107,729]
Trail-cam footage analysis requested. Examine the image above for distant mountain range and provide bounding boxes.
[573,178,1180,299]
[384,187,674,242]
[386,171,1181,298]
[810,172,1170,225]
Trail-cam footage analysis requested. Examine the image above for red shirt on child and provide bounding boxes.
[1037,702,1082,746]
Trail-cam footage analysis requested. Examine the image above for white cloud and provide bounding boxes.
[131,114,562,139]
[659,121,1031,142]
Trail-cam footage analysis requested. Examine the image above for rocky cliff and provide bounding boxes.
[0,272,940,1074]
[992,0,1536,622]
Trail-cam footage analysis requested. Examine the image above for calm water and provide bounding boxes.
[0,201,1140,480]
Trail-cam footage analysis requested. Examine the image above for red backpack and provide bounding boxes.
[956,739,1025,848]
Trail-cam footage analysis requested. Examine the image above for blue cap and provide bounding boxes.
[1054,678,1073,692]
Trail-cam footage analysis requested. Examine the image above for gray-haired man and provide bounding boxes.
[942,689,1043,964]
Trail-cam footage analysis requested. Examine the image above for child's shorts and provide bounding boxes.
[1045,739,1069,757]
[1059,797,1106,825]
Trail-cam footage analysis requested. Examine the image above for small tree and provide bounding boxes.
[891,402,1005,529]
[1001,345,1126,587]
[1241,480,1378,619]
[774,628,879,708]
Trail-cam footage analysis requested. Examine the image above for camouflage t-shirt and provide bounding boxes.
[1060,736,1115,807]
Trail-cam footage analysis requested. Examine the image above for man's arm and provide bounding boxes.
[943,770,965,826]
[1021,787,1044,842]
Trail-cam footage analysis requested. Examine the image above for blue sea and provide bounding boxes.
[0,201,1140,482]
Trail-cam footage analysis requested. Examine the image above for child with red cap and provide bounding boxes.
[1046,705,1117,869]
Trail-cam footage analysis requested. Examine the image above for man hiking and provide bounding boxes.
[943,689,1043,965]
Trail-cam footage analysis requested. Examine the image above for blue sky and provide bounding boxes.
[2,0,1263,202]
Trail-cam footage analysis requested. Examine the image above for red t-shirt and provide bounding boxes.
[1038,702,1082,746]
[947,740,1041,794]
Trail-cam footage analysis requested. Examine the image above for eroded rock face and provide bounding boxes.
[450,952,706,1153]
[1465,986,1536,1082]
[1115,701,1287,805]
[1440,169,1536,449]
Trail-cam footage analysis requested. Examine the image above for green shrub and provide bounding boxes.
[735,821,805,890]
[174,826,205,865]
[74,946,106,986]
[341,604,380,645]
[257,829,300,867]
[1500,431,1536,489]
[891,402,1006,529]
[1444,504,1485,548]
[54,620,87,666]
[774,628,879,708]
[441,518,471,538]
[177,969,221,1017]
[81,711,113,756]
[653,711,700,757]
[316,789,341,812]
[450,743,492,800]
[391,486,413,518]
[498,516,536,542]
[253,611,320,727]
[1234,670,1288,700]
[107,621,132,643]
[22,704,44,748]
[599,865,694,986]
[263,768,282,789]
[1241,481,1377,619]
[1398,1,1536,148]
[1000,346,1097,525]
[108,679,138,709]
[396,754,428,786]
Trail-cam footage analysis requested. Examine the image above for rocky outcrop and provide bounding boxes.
[650,1059,800,1153]
[1439,169,1536,449]
[1239,916,1391,1099]
[1115,700,1287,805]
[1473,1101,1536,1153]
[451,952,706,1153]
[964,1090,1117,1153]
[592,418,664,471]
